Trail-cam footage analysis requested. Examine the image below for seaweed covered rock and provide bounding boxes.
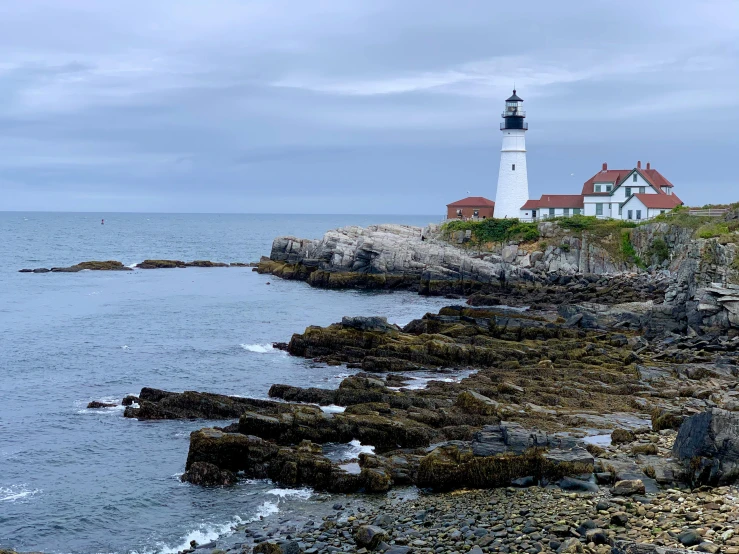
[181,461,237,486]
[238,404,435,452]
[135,259,187,269]
[123,387,278,419]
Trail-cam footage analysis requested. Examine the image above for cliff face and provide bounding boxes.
[260,216,739,335]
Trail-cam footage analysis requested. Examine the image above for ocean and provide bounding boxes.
[0,212,453,554]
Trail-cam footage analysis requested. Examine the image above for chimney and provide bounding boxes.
[602,162,608,171]
[646,162,651,170]
[637,160,642,169]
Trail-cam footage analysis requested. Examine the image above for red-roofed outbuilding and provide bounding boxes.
[446,197,495,220]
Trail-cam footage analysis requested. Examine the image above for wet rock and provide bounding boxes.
[135,259,187,269]
[354,525,388,550]
[124,388,278,419]
[181,461,237,486]
[87,401,117,409]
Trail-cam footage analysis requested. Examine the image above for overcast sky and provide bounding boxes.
[1,0,737,214]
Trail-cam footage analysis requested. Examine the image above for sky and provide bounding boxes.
[1,0,738,214]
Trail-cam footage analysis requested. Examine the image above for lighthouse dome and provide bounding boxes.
[506,90,523,102]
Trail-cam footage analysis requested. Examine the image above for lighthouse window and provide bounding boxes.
[512,164,515,171]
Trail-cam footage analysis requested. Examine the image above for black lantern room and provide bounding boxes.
[501,89,528,130]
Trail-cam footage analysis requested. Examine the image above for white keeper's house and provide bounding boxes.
[520,161,683,221]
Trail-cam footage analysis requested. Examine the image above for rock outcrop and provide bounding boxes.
[673,408,739,486]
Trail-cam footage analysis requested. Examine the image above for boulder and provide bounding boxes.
[87,401,117,409]
[672,408,739,485]
[354,525,389,550]
[181,461,237,486]
[612,479,646,496]
[455,390,499,416]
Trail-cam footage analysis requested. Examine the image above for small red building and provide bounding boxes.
[446,196,495,220]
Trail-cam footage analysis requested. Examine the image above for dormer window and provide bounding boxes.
[595,185,601,192]
[606,185,612,192]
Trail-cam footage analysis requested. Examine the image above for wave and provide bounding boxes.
[240,343,275,353]
[266,487,313,500]
[0,485,40,503]
[157,501,279,554]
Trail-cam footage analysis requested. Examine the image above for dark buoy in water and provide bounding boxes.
[101,218,104,225]
[266,282,271,285]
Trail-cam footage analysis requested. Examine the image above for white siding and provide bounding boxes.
[621,196,649,222]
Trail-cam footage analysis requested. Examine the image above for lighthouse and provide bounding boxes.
[494,89,529,219]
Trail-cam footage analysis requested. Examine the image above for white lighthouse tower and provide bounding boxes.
[494,90,529,219]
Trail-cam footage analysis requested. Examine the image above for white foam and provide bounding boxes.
[121,345,130,350]
[346,439,375,458]
[240,343,278,354]
[126,263,137,269]
[156,501,279,554]
[0,485,40,503]
[319,404,346,414]
[267,487,313,500]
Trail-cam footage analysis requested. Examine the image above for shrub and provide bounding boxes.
[620,231,645,268]
[559,243,570,252]
[647,238,670,264]
[441,218,539,245]
[697,222,730,239]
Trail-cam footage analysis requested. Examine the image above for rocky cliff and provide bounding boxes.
[259,213,739,336]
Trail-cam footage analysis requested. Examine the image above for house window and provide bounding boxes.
[596,203,603,216]
[456,209,462,218]
[636,210,642,220]
[573,208,581,215]
[660,210,666,214]
[625,187,632,197]
[633,173,638,182]
[549,208,555,217]
[627,210,633,220]
[595,185,601,192]
[619,204,623,216]
[563,208,570,217]
[512,164,515,171]
[639,187,645,194]
[606,185,612,192]
[473,210,479,217]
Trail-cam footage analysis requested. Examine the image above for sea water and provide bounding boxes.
[0,213,452,553]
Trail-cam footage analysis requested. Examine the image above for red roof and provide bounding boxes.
[582,165,674,195]
[582,170,630,195]
[628,193,683,209]
[642,169,674,188]
[521,194,584,209]
[446,196,495,208]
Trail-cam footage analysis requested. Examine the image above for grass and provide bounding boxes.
[441,218,539,245]
[697,222,731,239]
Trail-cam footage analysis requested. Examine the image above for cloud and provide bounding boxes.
[0,0,737,212]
